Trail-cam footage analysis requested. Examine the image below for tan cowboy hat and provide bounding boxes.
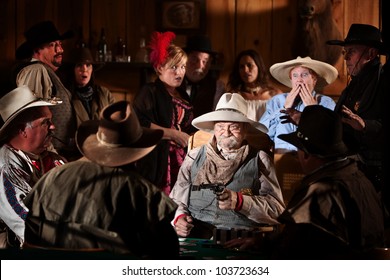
[0,86,61,140]
[192,93,268,133]
[270,56,338,90]
[278,105,348,158]
[76,101,163,167]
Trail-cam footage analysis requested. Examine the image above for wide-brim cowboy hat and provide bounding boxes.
[270,56,338,90]
[192,93,268,134]
[64,47,104,71]
[278,105,348,158]
[0,86,61,140]
[327,23,387,54]
[16,21,74,60]
[76,101,163,167]
[183,34,217,55]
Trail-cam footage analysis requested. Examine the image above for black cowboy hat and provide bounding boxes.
[327,23,386,54]
[278,105,348,158]
[183,34,217,55]
[16,21,74,60]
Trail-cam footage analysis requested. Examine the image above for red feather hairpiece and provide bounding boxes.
[149,31,176,68]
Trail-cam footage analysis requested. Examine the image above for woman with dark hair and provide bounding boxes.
[59,47,115,161]
[227,49,281,121]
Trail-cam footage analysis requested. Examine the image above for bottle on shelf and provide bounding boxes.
[115,37,127,62]
[97,28,108,62]
[135,37,149,63]
[75,26,86,48]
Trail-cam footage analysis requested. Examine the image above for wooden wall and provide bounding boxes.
[0,0,383,100]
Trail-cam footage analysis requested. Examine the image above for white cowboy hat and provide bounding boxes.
[191,93,268,133]
[270,56,338,89]
[0,86,61,140]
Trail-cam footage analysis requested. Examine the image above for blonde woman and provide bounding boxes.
[133,31,193,195]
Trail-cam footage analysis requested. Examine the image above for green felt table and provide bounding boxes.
[179,238,267,260]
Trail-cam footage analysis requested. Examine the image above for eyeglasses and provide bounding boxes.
[214,123,242,133]
[27,118,53,129]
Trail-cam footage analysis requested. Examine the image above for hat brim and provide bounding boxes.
[16,30,74,60]
[76,120,163,167]
[0,100,58,140]
[278,131,348,158]
[192,110,268,134]
[62,61,105,72]
[326,39,387,54]
[270,57,338,90]
[183,47,217,56]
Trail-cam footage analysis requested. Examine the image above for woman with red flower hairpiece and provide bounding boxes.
[133,31,193,195]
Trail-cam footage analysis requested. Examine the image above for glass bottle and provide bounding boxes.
[115,37,127,62]
[97,28,108,62]
[135,38,149,63]
[75,26,86,48]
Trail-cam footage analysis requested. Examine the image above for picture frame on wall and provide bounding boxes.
[157,0,206,35]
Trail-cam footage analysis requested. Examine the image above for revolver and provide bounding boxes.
[191,183,225,195]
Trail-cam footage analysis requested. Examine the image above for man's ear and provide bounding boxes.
[367,48,379,60]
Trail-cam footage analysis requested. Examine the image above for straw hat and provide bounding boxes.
[278,105,348,158]
[0,86,61,140]
[270,56,338,90]
[76,101,163,167]
[192,93,267,133]
[16,21,74,60]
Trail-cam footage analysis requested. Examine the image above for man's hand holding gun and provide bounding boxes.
[192,183,240,211]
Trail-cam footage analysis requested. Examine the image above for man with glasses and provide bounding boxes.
[170,93,285,239]
[14,21,76,160]
[0,86,66,248]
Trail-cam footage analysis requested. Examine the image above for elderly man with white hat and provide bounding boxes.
[169,93,285,239]
[0,86,65,248]
[260,56,337,153]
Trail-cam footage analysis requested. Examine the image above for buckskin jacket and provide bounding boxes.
[24,160,180,259]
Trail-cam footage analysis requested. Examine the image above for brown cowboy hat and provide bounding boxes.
[64,47,104,71]
[327,23,386,54]
[278,105,348,158]
[0,86,62,140]
[76,101,163,167]
[16,21,74,60]
[270,56,338,90]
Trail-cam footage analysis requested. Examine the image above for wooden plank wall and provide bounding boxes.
[0,0,382,100]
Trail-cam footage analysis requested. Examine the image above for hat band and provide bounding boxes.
[96,131,122,148]
[216,108,246,116]
[5,97,61,122]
